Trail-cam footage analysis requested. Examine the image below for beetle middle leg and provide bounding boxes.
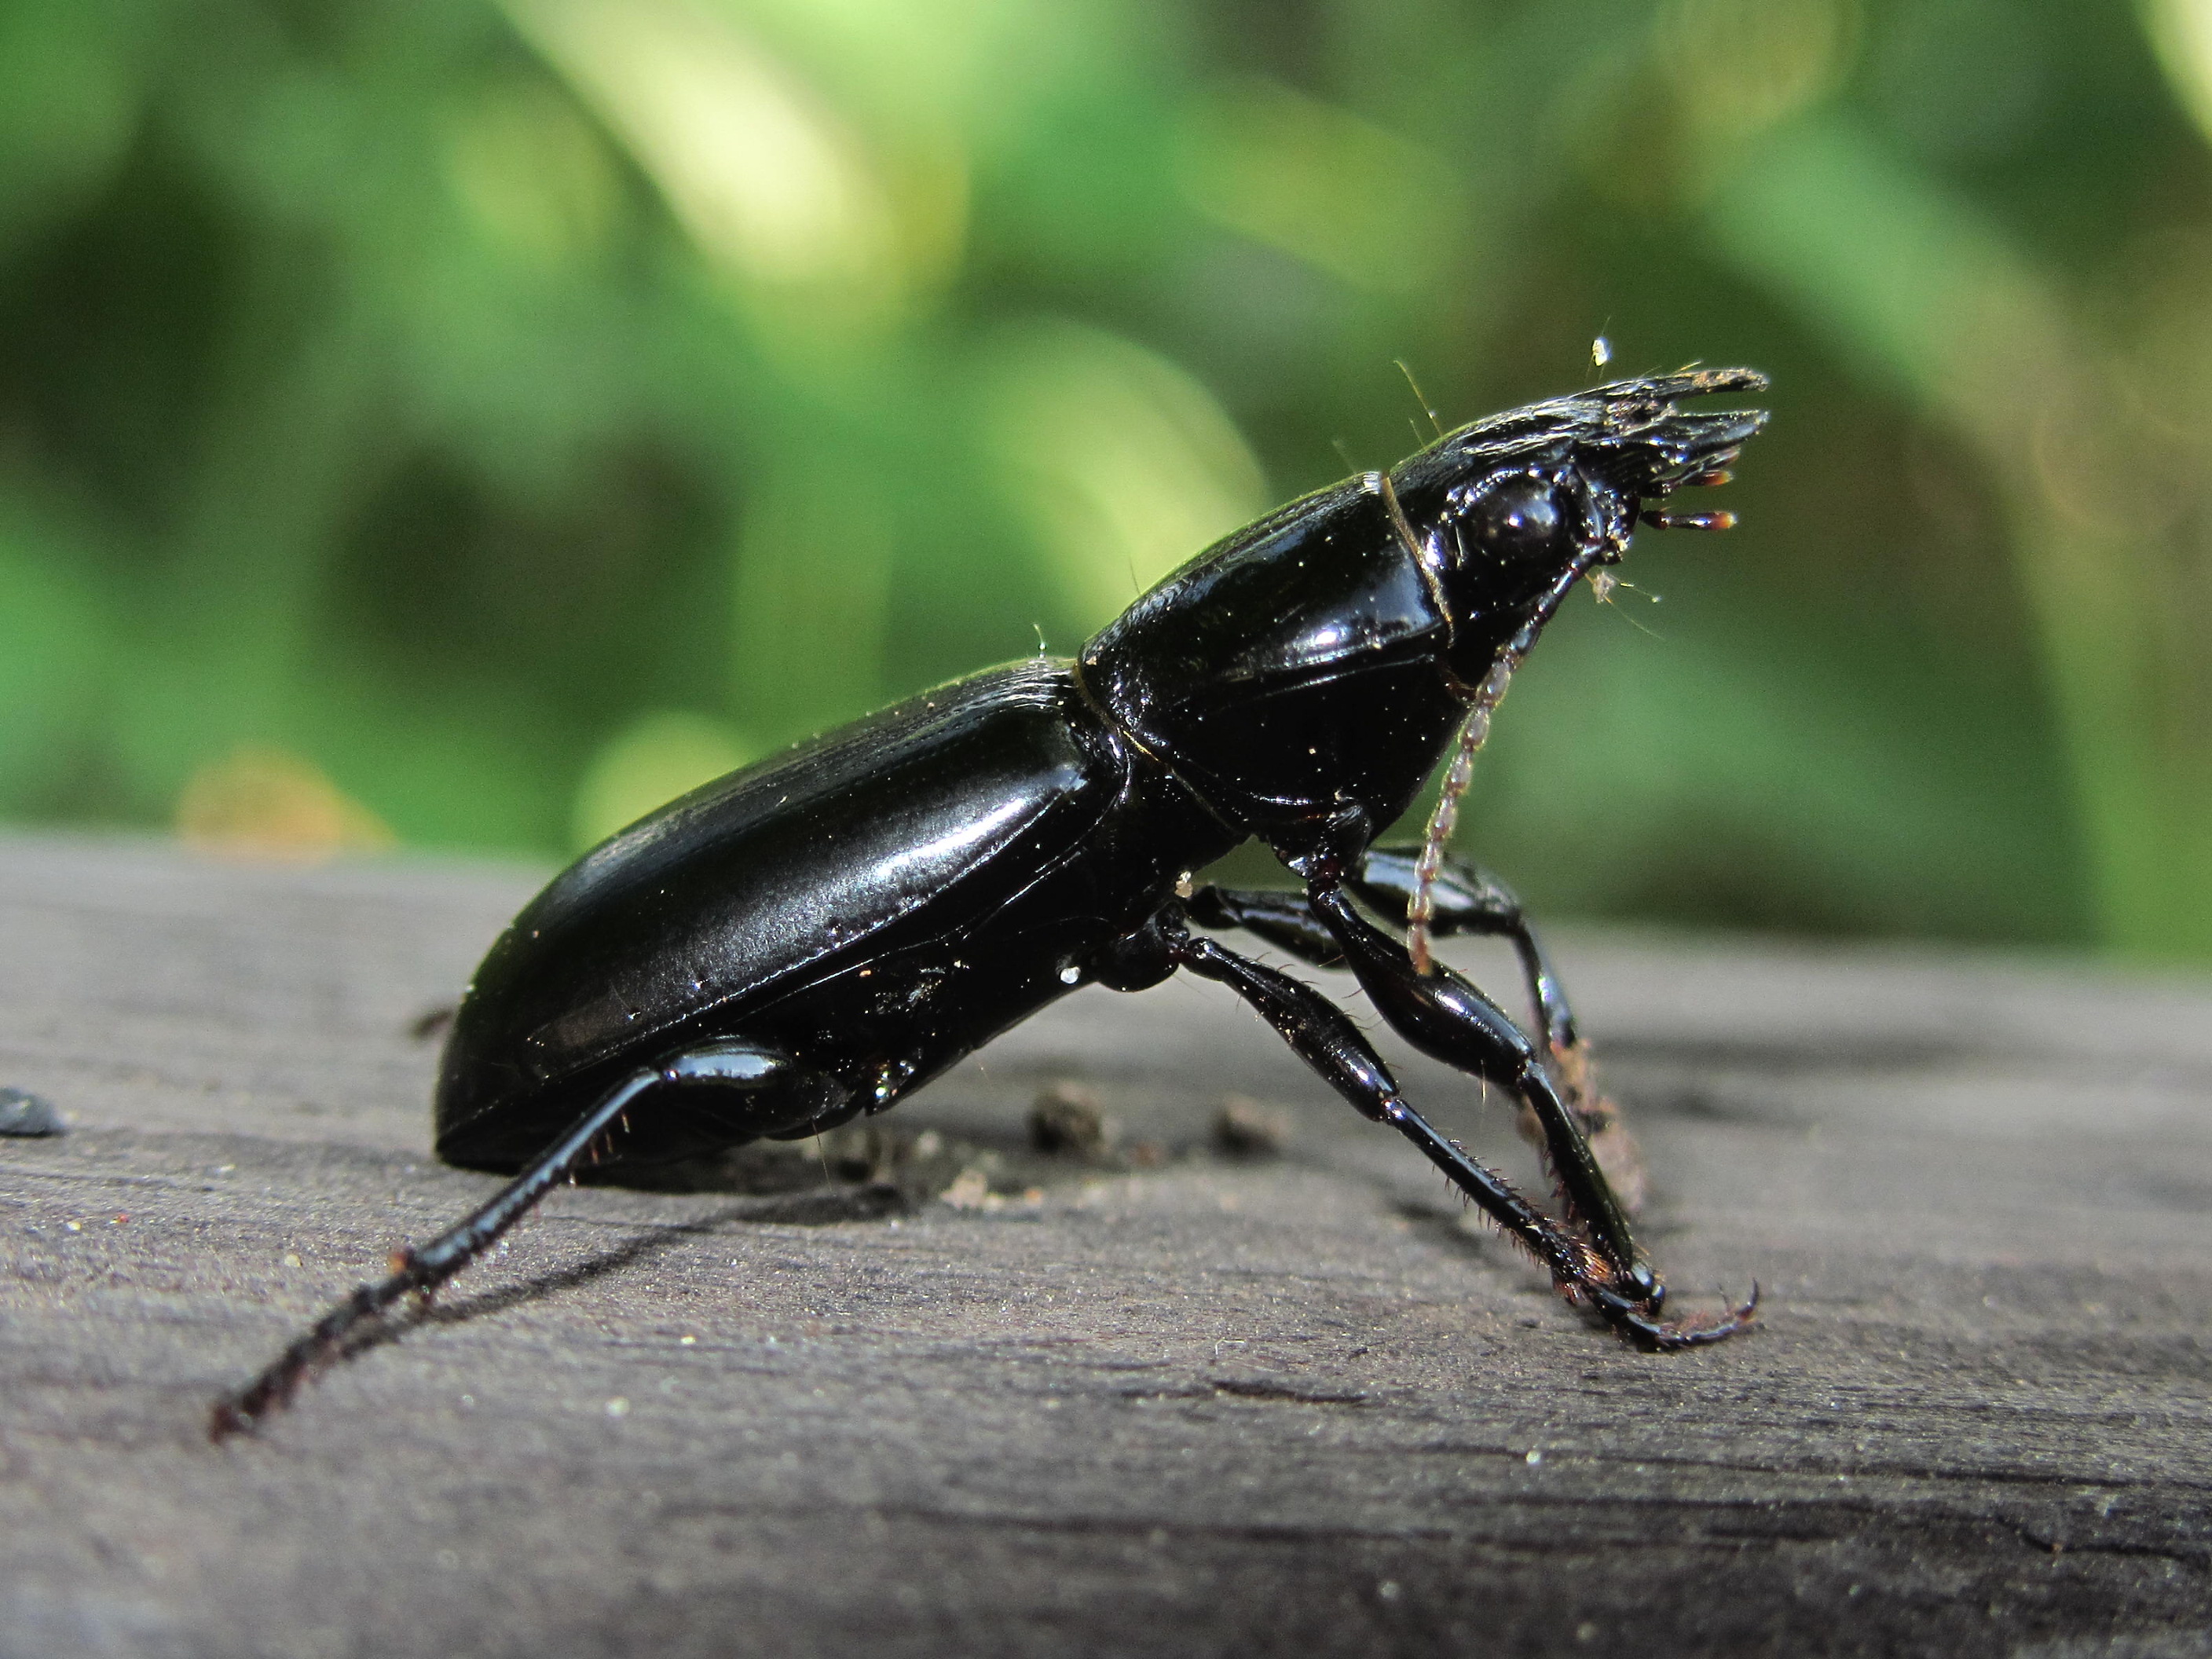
[1160,925,1620,1306]
[211,1038,838,1438]
[1188,851,1646,1210]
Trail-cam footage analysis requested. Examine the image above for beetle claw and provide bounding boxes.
[1593,1279,1759,1350]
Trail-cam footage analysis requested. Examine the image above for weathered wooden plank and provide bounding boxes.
[0,833,2207,1657]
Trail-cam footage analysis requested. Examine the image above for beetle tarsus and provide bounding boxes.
[210,1280,405,1440]
[1595,1281,1759,1350]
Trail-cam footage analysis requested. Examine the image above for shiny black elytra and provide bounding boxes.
[213,370,1769,1437]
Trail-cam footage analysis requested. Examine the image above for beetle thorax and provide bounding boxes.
[1079,476,1472,847]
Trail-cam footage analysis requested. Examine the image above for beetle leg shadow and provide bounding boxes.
[331,1208,740,1367]
[324,1168,909,1376]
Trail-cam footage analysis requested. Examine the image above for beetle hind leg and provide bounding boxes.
[211,1038,825,1439]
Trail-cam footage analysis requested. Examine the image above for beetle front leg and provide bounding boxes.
[1192,858,1595,1086]
[1159,919,1749,1346]
[1347,851,1578,1057]
[1341,849,1645,1212]
[1306,885,1754,1344]
[1300,881,1642,1272]
[1300,881,1752,1347]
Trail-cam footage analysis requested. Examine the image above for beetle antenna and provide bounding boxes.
[1407,654,1518,974]
[1394,359,1446,442]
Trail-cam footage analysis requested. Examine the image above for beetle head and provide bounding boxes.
[1388,368,1769,688]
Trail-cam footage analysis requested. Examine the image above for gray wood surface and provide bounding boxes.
[0,833,2207,1657]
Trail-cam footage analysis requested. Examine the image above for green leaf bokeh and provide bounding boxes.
[4,0,2209,958]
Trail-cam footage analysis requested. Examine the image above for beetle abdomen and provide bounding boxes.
[434,660,1126,1168]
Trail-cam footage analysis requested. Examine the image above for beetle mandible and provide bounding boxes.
[212,369,1769,1437]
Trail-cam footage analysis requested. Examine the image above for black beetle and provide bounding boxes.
[213,369,1768,1437]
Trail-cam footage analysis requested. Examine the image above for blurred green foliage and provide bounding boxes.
[4,0,2212,958]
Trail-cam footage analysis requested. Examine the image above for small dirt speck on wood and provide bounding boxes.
[1029,1081,1117,1158]
[0,1087,63,1136]
[1212,1093,1291,1158]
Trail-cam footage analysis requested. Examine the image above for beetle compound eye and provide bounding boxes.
[1462,475,1565,562]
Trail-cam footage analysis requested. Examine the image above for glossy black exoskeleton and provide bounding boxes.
[214,370,1769,1437]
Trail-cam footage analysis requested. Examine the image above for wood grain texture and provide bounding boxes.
[0,834,2207,1657]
